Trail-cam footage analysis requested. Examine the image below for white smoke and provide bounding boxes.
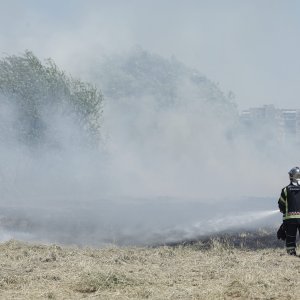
[0,51,289,246]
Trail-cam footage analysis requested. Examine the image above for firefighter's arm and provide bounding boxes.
[278,188,287,213]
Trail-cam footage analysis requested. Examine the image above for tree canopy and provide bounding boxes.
[91,48,237,120]
[0,51,103,146]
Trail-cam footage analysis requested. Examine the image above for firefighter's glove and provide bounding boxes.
[277,223,286,241]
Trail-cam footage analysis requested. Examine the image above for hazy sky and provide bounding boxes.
[1,0,299,110]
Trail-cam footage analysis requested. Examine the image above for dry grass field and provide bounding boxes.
[0,235,299,300]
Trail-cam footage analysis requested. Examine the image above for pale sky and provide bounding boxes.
[1,0,299,110]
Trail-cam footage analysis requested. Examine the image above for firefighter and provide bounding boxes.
[278,167,300,255]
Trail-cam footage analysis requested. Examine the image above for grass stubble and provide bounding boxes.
[0,236,299,300]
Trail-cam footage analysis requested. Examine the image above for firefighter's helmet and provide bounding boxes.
[289,167,300,185]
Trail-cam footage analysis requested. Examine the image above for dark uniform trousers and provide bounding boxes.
[286,223,300,251]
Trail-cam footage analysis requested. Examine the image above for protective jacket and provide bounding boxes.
[278,183,300,224]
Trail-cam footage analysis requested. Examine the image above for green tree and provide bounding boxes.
[0,51,103,146]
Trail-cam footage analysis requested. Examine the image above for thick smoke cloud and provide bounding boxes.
[0,1,297,246]
[0,50,284,246]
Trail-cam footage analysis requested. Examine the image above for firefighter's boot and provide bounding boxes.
[287,248,297,256]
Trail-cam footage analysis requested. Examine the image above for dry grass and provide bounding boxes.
[0,238,299,299]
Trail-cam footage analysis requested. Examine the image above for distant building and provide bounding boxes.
[240,105,300,143]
